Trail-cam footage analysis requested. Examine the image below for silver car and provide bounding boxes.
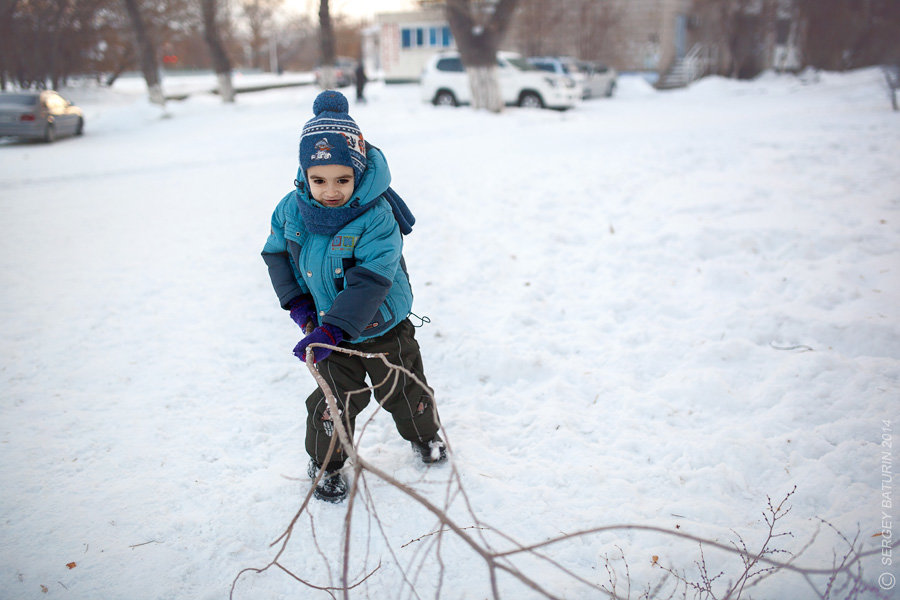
[578,60,617,98]
[528,57,617,99]
[314,57,358,88]
[0,90,84,142]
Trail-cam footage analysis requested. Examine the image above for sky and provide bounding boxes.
[284,0,420,21]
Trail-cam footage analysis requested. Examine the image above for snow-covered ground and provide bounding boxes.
[1,69,898,600]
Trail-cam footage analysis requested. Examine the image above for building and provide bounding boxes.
[368,0,802,86]
[373,7,455,83]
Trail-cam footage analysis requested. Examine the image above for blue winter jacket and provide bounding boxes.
[262,146,413,343]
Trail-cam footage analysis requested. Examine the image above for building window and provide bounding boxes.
[400,25,453,49]
[401,27,425,48]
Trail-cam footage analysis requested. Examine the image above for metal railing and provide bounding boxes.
[659,44,717,89]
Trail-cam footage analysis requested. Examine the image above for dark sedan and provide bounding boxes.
[0,90,84,142]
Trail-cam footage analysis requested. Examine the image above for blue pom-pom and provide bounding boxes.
[312,91,349,115]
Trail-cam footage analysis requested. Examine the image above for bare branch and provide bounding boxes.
[231,345,886,600]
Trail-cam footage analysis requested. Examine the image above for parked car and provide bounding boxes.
[578,60,618,98]
[528,56,617,99]
[314,57,358,88]
[0,90,84,142]
[420,51,581,110]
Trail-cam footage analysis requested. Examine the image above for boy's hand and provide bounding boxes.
[293,324,344,363]
[287,295,317,331]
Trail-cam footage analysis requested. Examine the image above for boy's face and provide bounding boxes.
[307,165,355,207]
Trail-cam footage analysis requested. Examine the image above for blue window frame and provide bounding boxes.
[401,25,453,50]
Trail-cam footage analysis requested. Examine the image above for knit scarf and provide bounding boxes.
[382,186,415,235]
[295,186,374,236]
[295,183,415,237]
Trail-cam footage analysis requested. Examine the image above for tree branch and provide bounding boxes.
[231,344,886,600]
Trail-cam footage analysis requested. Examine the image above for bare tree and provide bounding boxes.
[690,0,767,79]
[445,0,520,112]
[885,65,899,111]
[688,0,900,79]
[242,0,281,71]
[4,0,131,89]
[317,0,336,88]
[1,0,22,90]
[507,0,621,64]
[570,0,621,63]
[121,0,165,105]
[511,0,563,57]
[4,0,227,90]
[201,0,235,102]
[275,13,318,71]
[92,5,138,87]
[5,0,76,89]
[799,0,900,70]
[42,0,68,89]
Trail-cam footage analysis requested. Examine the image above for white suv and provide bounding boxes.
[420,51,581,110]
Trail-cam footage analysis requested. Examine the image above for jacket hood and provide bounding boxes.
[293,144,392,236]
[295,143,391,210]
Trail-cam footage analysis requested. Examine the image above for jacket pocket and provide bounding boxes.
[330,256,357,292]
[360,298,396,339]
[327,232,358,293]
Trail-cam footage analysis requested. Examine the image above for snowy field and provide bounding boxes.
[1,68,898,599]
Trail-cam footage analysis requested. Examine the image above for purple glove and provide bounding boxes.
[293,324,344,363]
[287,295,317,332]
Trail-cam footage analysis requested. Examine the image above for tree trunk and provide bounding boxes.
[465,65,501,111]
[318,0,336,88]
[121,0,164,106]
[47,0,70,91]
[445,0,519,113]
[105,46,136,87]
[0,0,20,91]
[885,66,899,111]
[201,0,234,102]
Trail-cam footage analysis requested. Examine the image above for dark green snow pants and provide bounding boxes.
[305,319,440,469]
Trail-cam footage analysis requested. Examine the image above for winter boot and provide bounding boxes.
[307,459,349,503]
[411,435,447,465]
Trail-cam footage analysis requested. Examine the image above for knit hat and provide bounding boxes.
[298,91,366,184]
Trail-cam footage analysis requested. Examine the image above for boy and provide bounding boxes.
[262,91,446,503]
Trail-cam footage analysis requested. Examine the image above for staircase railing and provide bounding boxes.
[658,43,717,89]
[681,43,716,84]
